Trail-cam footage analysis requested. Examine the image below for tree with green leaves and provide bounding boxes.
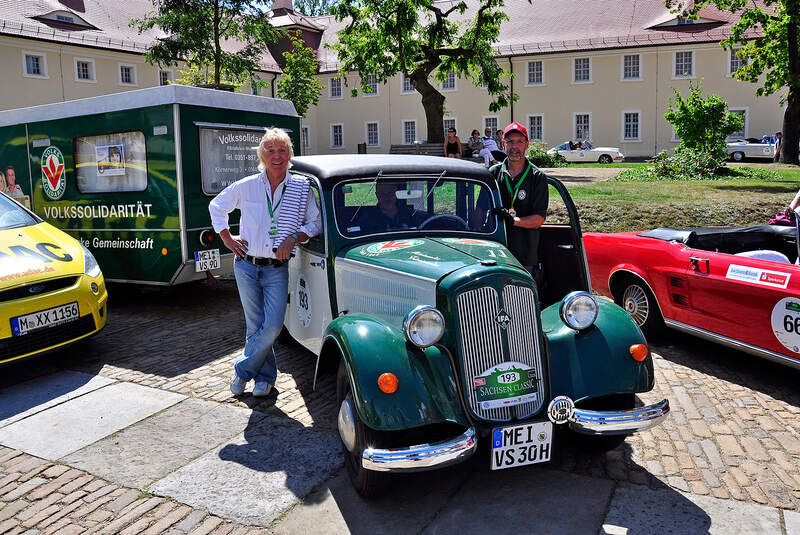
[667,0,798,164]
[132,0,279,91]
[664,81,744,161]
[294,0,339,16]
[276,33,324,116]
[329,0,513,143]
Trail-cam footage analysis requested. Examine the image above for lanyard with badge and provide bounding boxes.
[502,161,531,213]
[266,182,287,238]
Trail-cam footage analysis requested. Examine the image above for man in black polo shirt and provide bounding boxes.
[490,122,548,277]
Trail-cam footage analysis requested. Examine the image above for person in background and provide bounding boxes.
[209,128,321,398]
[494,129,505,152]
[479,127,501,168]
[444,128,462,158]
[468,129,484,158]
[6,166,22,196]
[774,132,783,163]
[0,171,6,194]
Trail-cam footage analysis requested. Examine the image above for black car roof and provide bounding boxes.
[290,154,494,186]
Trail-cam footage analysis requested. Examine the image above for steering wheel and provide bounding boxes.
[418,213,468,230]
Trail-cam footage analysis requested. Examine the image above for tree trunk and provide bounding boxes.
[783,9,800,164]
[412,71,445,143]
[783,90,800,164]
[213,0,221,87]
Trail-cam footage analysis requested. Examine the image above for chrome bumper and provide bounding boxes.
[569,398,670,435]
[362,427,477,472]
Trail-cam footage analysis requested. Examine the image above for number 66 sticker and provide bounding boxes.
[771,297,800,353]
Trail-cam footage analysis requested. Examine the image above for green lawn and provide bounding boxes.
[561,166,800,233]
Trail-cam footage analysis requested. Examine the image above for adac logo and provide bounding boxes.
[41,146,66,200]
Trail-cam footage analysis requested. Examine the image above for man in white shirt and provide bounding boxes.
[209,128,321,398]
[6,166,22,196]
[480,128,501,168]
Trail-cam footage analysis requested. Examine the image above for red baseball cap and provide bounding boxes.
[503,121,528,140]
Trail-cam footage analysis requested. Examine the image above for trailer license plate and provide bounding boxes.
[11,302,80,336]
[490,421,552,470]
[195,249,220,272]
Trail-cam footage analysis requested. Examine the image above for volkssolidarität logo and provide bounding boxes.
[41,146,66,200]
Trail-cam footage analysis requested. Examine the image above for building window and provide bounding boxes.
[484,117,498,134]
[443,117,457,133]
[574,113,591,140]
[365,121,380,146]
[363,74,378,96]
[56,14,75,23]
[251,85,260,95]
[118,64,137,85]
[403,120,417,144]
[330,124,344,148]
[22,51,47,78]
[622,54,640,80]
[329,77,342,99]
[301,126,310,149]
[622,111,641,141]
[729,48,747,76]
[402,74,415,93]
[573,58,591,82]
[440,71,456,91]
[75,58,95,82]
[527,61,543,85]
[528,115,543,142]
[159,70,172,86]
[674,51,694,78]
[728,108,747,139]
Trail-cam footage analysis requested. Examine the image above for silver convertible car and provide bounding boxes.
[547,141,624,164]
[725,135,776,162]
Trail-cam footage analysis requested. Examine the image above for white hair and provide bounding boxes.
[257,128,294,171]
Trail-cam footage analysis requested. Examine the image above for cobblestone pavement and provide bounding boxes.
[2,279,800,533]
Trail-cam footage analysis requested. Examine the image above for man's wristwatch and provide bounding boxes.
[290,232,299,241]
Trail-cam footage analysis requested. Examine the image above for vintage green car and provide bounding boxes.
[281,154,669,496]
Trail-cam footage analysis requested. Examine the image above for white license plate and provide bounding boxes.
[195,249,220,272]
[490,421,553,470]
[11,302,80,336]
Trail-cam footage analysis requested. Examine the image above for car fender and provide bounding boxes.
[607,265,666,321]
[323,314,468,431]
[542,299,654,402]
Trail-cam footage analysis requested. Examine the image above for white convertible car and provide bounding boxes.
[725,136,776,162]
[547,141,624,163]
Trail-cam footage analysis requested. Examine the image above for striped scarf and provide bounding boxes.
[273,173,310,253]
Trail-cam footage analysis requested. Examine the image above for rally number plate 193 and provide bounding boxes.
[490,421,553,470]
[11,302,80,336]
[195,249,220,272]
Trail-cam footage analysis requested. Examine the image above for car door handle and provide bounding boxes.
[689,256,709,274]
[557,244,574,249]
[310,259,325,269]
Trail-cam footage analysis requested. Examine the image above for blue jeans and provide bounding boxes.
[233,258,289,384]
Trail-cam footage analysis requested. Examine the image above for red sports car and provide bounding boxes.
[584,225,800,369]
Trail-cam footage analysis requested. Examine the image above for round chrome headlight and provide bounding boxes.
[404,306,445,347]
[559,291,598,331]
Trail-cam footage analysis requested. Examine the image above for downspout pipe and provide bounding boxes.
[508,57,514,124]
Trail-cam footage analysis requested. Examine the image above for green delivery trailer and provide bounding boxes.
[0,85,300,285]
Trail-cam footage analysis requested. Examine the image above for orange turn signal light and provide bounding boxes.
[377,373,399,394]
[630,344,648,362]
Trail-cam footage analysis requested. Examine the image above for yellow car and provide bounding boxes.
[0,193,107,365]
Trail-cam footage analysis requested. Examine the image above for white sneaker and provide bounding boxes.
[253,382,272,397]
[230,373,247,395]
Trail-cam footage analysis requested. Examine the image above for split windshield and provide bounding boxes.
[334,178,496,237]
[0,194,38,230]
